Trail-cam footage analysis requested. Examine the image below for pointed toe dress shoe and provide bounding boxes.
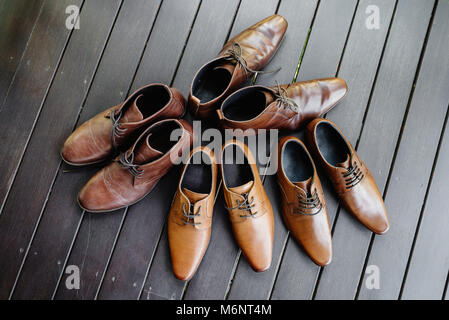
[61,83,186,166]
[220,140,274,272]
[277,136,332,266]
[188,14,287,119]
[78,119,193,213]
[168,146,217,281]
[305,118,389,234]
[217,78,347,132]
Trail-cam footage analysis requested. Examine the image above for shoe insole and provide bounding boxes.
[147,121,179,153]
[222,87,268,121]
[135,85,171,118]
[282,140,313,182]
[222,144,254,188]
[193,68,231,103]
[192,58,233,103]
[181,160,212,194]
[315,122,350,166]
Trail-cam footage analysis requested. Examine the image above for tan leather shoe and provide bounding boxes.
[305,118,389,234]
[61,83,185,166]
[217,78,347,132]
[277,136,332,266]
[188,14,287,119]
[168,146,217,281]
[78,119,193,213]
[220,140,274,272]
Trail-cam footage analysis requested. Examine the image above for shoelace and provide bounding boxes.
[341,160,364,189]
[226,193,258,218]
[116,151,144,178]
[274,81,299,112]
[182,202,202,226]
[106,109,128,150]
[297,190,322,216]
[223,43,281,79]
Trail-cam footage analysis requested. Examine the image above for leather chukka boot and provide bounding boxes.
[78,119,193,213]
[61,83,185,166]
[188,14,287,119]
[217,78,347,132]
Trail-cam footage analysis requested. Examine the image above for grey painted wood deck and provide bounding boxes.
[0,0,448,300]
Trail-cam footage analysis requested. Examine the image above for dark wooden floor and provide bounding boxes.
[0,0,448,300]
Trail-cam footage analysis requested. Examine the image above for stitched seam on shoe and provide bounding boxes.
[103,167,128,206]
[88,120,103,153]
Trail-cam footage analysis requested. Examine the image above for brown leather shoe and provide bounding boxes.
[220,140,274,272]
[305,118,389,234]
[188,14,287,119]
[277,136,332,266]
[78,119,193,213]
[61,83,186,166]
[217,78,347,132]
[168,146,217,281]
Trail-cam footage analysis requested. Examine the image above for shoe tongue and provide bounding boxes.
[228,181,254,195]
[294,177,312,191]
[213,62,235,76]
[336,154,351,169]
[182,187,208,203]
[121,94,144,123]
[133,133,163,164]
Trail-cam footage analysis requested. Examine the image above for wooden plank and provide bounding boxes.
[270,0,368,300]
[314,0,435,300]
[226,0,319,300]
[0,0,44,105]
[139,0,240,301]
[11,0,160,300]
[5,0,123,300]
[182,0,280,300]
[401,118,449,300]
[0,0,81,213]
[0,0,85,299]
[95,0,201,300]
[359,0,449,300]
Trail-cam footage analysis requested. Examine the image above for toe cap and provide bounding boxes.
[168,223,210,280]
[77,168,123,213]
[321,77,348,114]
[61,126,109,165]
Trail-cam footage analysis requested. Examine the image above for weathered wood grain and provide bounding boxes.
[0,0,446,300]
[42,0,161,300]
[140,0,241,301]
[314,0,435,300]
[359,0,449,300]
[226,0,319,300]
[182,0,281,300]
[0,0,84,299]
[270,0,361,300]
[5,0,123,300]
[0,0,82,213]
[96,0,201,300]
[0,0,44,106]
